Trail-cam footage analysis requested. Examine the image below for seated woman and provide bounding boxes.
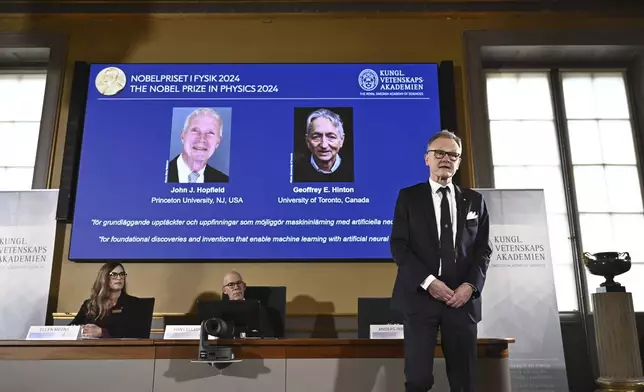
[69,261,145,339]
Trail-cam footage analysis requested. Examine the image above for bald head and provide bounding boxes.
[222,271,246,300]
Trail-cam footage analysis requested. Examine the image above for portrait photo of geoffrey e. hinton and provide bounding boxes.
[291,107,354,183]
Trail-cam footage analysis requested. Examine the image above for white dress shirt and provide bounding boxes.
[420,179,457,290]
[176,154,206,183]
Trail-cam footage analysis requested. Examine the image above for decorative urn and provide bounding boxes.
[582,252,631,292]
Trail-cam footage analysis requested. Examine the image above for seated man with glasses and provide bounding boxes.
[222,271,247,301]
[221,270,275,337]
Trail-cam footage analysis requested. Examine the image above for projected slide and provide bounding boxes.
[69,63,442,260]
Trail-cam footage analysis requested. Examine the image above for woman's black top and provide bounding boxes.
[69,293,147,338]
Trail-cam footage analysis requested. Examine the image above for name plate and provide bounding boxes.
[163,325,217,340]
[369,324,404,339]
[26,326,81,340]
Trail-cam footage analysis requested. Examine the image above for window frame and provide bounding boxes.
[0,67,49,191]
[0,32,66,190]
[484,67,586,313]
[464,29,644,384]
[481,63,644,315]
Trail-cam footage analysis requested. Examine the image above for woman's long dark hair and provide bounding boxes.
[85,261,127,320]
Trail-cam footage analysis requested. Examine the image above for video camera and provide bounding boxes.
[198,317,236,362]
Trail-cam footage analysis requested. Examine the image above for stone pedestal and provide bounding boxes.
[592,292,644,392]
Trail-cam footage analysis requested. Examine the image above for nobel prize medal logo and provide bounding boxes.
[358,69,379,91]
[95,66,127,96]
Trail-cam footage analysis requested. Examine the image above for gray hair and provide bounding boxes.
[183,108,223,137]
[426,129,462,151]
[306,108,345,139]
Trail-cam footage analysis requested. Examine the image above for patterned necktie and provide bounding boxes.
[438,187,457,288]
[188,172,200,183]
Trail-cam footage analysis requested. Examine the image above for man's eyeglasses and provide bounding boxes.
[223,280,245,289]
[109,272,127,279]
[427,149,461,161]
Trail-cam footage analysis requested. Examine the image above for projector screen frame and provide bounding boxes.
[62,60,459,264]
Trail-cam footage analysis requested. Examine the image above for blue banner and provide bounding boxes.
[69,63,442,260]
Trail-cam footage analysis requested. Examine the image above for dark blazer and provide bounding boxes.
[69,293,149,338]
[167,155,229,183]
[292,156,354,183]
[222,296,275,338]
[390,182,492,323]
[258,305,275,338]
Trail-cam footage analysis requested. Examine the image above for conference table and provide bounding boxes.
[0,338,513,391]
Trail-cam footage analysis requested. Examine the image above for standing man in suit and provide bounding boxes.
[390,130,492,392]
[167,107,229,183]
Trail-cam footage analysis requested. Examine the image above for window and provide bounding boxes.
[561,72,644,309]
[485,69,644,312]
[486,71,578,312]
[0,72,47,191]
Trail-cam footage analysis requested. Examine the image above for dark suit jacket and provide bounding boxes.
[258,305,275,338]
[222,297,276,338]
[69,293,149,338]
[167,155,229,183]
[390,182,492,323]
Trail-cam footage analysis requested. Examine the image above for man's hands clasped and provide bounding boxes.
[428,280,473,308]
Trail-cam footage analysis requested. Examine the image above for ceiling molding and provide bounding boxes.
[1,1,644,14]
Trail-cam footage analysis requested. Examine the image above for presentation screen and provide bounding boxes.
[68,63,442,261]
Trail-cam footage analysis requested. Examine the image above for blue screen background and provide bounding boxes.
[69,63,442,261]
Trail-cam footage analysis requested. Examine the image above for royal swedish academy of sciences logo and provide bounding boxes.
[358,69,378,92]
[95,66,127,96]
